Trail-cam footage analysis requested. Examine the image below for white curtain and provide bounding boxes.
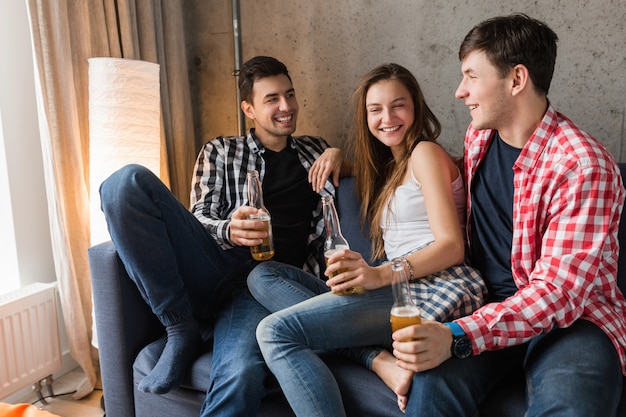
[26,0,197,397]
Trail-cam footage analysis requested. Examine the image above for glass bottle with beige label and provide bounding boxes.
[390,257,421,340]
[322,195,357,295]
[247,170,274,261]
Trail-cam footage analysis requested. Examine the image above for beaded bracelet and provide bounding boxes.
[401,256,415,281]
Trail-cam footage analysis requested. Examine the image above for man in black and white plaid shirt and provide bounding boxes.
[100,55,348,416]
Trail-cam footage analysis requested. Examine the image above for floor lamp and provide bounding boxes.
[88,57,161,247]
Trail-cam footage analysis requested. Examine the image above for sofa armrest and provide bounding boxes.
[89,241,164,417]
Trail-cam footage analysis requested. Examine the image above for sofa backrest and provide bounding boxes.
[336,176,374,264]
[338,162,626,296]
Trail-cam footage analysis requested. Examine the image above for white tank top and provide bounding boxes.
[381,169,466,260]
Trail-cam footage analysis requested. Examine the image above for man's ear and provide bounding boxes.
[241,100,255,120]
[511,64,529,96]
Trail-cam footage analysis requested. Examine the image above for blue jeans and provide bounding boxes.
[249,261,393,417]
[100,164,270,416]
[200,289,271,417]
[405,319,623,417]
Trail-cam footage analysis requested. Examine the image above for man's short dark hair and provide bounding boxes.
[459,13,559,95]
[238,56,292,103]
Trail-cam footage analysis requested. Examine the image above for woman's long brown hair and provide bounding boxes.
[348,64,442,261]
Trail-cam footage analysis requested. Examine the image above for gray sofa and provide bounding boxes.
[90,167,626,417]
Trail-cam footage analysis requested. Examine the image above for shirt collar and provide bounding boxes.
[246,128,295,154]
[514,102,557,172]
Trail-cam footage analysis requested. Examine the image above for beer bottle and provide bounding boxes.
[389,257,421,339]
[321,195,356,295]
[247,170,274,261]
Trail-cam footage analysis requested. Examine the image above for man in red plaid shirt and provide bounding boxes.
[392,14,626,417]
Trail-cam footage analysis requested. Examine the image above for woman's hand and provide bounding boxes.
[324,249,385,293]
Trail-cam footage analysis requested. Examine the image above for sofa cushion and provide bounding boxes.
[131,344,526,417]
[133,336,404,417]
[133,338,295,417]
[133,338,404,417]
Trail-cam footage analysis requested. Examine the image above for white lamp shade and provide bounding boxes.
[89,58,161,245]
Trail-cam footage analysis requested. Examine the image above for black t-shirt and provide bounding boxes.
[470,132,521,302]
[262,143,319,267]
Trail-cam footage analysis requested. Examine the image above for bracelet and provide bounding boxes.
[401,257,415,281]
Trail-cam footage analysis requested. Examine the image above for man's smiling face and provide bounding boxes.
[455,50,512,132]
[243,74,299,144]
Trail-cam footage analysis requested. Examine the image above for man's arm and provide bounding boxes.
[189,140,236,248]
[190,137,285,250]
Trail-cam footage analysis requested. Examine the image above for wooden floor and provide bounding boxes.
[15,368,104,417]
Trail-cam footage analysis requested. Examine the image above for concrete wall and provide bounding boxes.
[185,0,625,161]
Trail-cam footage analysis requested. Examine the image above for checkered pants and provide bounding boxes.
[409,264,486,321]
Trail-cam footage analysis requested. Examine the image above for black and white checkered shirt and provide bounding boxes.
[190,129,334,276]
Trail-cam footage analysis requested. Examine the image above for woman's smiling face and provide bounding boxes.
[366,79,415,152]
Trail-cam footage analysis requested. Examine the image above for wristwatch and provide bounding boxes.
[445,322,473,359]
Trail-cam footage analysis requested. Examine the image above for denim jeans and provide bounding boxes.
[405,319,623,417]
[247,260,329,311]
[249,261,394,417]
[200,289,272,417]
[100,164,270,416]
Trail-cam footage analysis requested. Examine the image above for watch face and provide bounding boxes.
[453,337,472,359]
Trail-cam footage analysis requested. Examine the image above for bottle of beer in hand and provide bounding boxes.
[247,170,274,261]
[322,195,356,295]
[390,257,421,340]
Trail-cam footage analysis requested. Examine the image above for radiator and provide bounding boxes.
[0,283,62,401]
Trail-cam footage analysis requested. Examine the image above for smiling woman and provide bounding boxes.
[247,63,485,416]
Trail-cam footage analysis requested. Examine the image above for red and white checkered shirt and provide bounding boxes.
[457,104,626,374]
